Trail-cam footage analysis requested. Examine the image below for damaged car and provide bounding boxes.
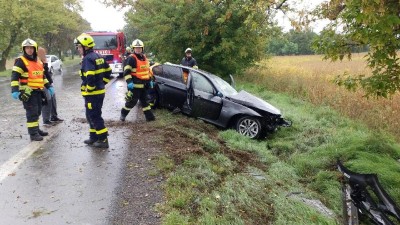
[150,63,291,139]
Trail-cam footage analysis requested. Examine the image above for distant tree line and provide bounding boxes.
[267,29,369,56]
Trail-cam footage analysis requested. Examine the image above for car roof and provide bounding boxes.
[163,63,219,79]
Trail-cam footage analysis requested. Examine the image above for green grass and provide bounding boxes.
[146,80,400,225]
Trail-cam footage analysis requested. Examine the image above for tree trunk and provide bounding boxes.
[0,24,21,72]
[0,58,7,72]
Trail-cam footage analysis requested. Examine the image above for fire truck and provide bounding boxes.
[86,31,126,77]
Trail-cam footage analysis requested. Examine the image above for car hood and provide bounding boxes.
[227,90,281,115]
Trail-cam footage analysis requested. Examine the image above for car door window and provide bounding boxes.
[191,72,214,94]
[51,56,56,62]
[151,65,163,76]
[162,65,183,83]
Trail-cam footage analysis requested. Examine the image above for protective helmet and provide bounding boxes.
[131,39,144,50]
[21,38,38,52]
[126,46,132,52]
[75,33,95,48]
[185,48,192,53]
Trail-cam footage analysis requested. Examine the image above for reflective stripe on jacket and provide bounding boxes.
[80,51,112,96]
[130,54,150,80]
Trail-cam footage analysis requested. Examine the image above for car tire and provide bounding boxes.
[235,116,264,139]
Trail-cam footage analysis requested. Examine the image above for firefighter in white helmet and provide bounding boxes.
[120,39,155,122]
[181,48,198,69]
[10,38,53,141]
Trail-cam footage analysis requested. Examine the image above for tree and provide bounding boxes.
[287,29,317,55]
[107,0,290,77]
[0,0,86,71]
[313,0,400,98]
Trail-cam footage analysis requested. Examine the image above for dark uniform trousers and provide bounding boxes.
[23,90,43,135]
[85,94,108,141]
[121,79,155,121]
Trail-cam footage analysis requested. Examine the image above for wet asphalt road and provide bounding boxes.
[0,64,139,224]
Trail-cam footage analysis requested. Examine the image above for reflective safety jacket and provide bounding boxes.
[123,53,151,82]
[11,55,49,93]
[79,49,112,96]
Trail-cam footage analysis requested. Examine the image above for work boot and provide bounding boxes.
[120,114,126,121]
[83,138,97,145]
[93,139,109,148]
[144,111,155,122]
[30,133,43,141]
[38,130,48,136]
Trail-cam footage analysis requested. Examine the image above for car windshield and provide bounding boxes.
[91,35,117,50]
[211,75,237,96]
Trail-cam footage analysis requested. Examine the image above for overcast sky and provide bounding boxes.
[80,0,127,32]
[80,0,327,33]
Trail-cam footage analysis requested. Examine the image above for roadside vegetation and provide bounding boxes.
[139,65,400,224]
[245,54,400,143]
[0,57,81,77]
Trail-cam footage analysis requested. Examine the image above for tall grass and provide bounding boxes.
[243,54,400,141]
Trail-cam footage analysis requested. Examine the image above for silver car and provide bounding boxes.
[46,55,63,74]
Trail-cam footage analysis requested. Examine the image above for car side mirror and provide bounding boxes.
[216,91,223,98]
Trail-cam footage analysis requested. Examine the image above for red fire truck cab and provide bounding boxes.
[86,31,126,77]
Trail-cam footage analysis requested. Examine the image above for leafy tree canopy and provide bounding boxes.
[313,0,400,98]
[106,0,289,77]
[0,0,89,71]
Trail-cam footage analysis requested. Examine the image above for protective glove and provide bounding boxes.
[20,91,31,102]
[149,80,154,89]
[48,87,54,96]
[127,82,134,90]
[11,92,20,100]
[125,90,133,102]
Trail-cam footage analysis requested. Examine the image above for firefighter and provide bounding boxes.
[125,46,132,58]
[181,48,198,83]
[122,46,132,75]
[74,33,112,148]
[10,38,54,141]
[120,39,155,122]
[181,48,198,68]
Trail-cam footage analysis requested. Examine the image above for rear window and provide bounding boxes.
[161,65,183,83]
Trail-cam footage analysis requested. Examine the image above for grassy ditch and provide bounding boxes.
[140,82,400,225]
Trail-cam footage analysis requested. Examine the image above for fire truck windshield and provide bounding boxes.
[92,35,117,50]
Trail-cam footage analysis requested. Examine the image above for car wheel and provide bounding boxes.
[58,65,62,72]
[235,116,263,139]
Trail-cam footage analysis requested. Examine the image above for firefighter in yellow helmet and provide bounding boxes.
[74,33,112,148]
[120,39,155,122]
[10,38,53,141]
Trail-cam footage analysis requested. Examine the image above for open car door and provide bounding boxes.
[184,71,222,120]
